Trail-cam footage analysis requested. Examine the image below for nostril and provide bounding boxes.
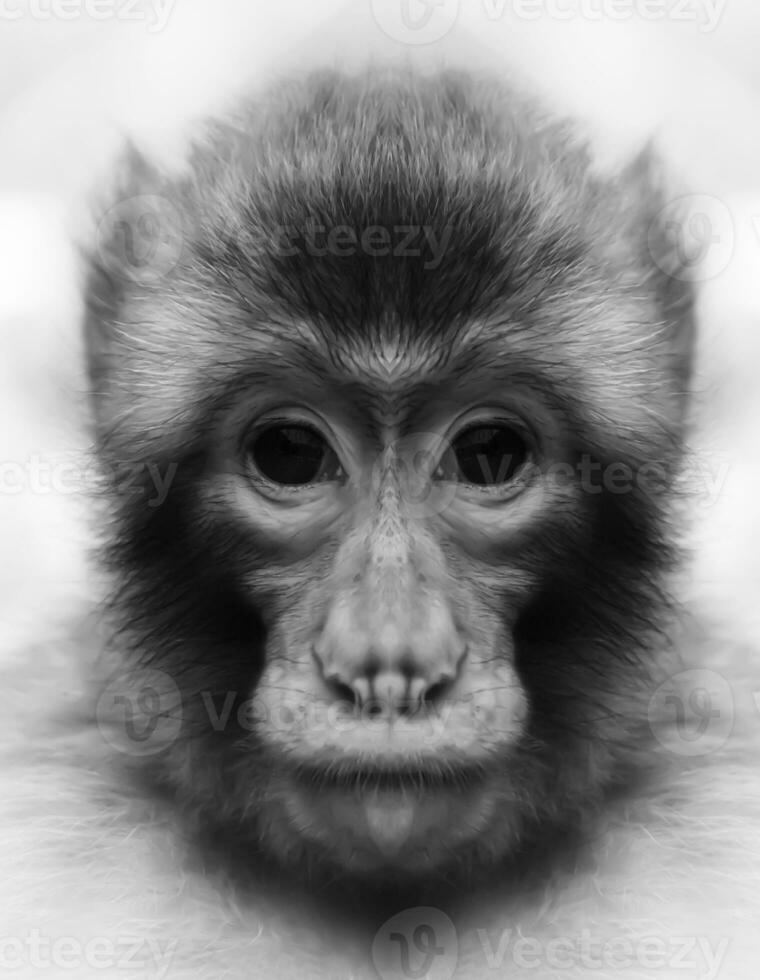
[422,678,451,707]
[312,641,468,714]
[312,647,359,706]
[330,678,357,706]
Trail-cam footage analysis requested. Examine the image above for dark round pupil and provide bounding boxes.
[452,425,528,485]
[251,425,331,486]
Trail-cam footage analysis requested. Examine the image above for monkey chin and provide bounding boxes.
[275,772,505,877]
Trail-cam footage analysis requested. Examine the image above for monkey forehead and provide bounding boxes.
[88,68,690,448]
[186,69,612,334]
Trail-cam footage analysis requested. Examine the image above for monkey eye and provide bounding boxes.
[247,424,344,487]
[446,423,530,487]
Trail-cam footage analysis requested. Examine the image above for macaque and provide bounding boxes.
[3,23,760,980]
[88,66,691,889]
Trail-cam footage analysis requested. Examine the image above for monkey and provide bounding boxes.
[85,63,694,900]
[3,18,760,980]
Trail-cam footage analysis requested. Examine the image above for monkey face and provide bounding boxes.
[87,69,693,882]
[205,385,544,873]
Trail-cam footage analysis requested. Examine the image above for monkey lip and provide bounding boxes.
[290,756,488,792]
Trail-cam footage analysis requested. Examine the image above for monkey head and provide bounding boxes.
[85,69,694,884]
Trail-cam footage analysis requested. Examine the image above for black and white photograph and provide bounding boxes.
[1,1,759,977]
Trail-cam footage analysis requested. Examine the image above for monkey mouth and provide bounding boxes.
[289,756,489,792]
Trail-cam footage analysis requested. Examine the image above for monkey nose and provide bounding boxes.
[312,623,466,716]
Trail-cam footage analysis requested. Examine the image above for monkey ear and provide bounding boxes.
[82,144,184,408]
[618,145,697,400]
